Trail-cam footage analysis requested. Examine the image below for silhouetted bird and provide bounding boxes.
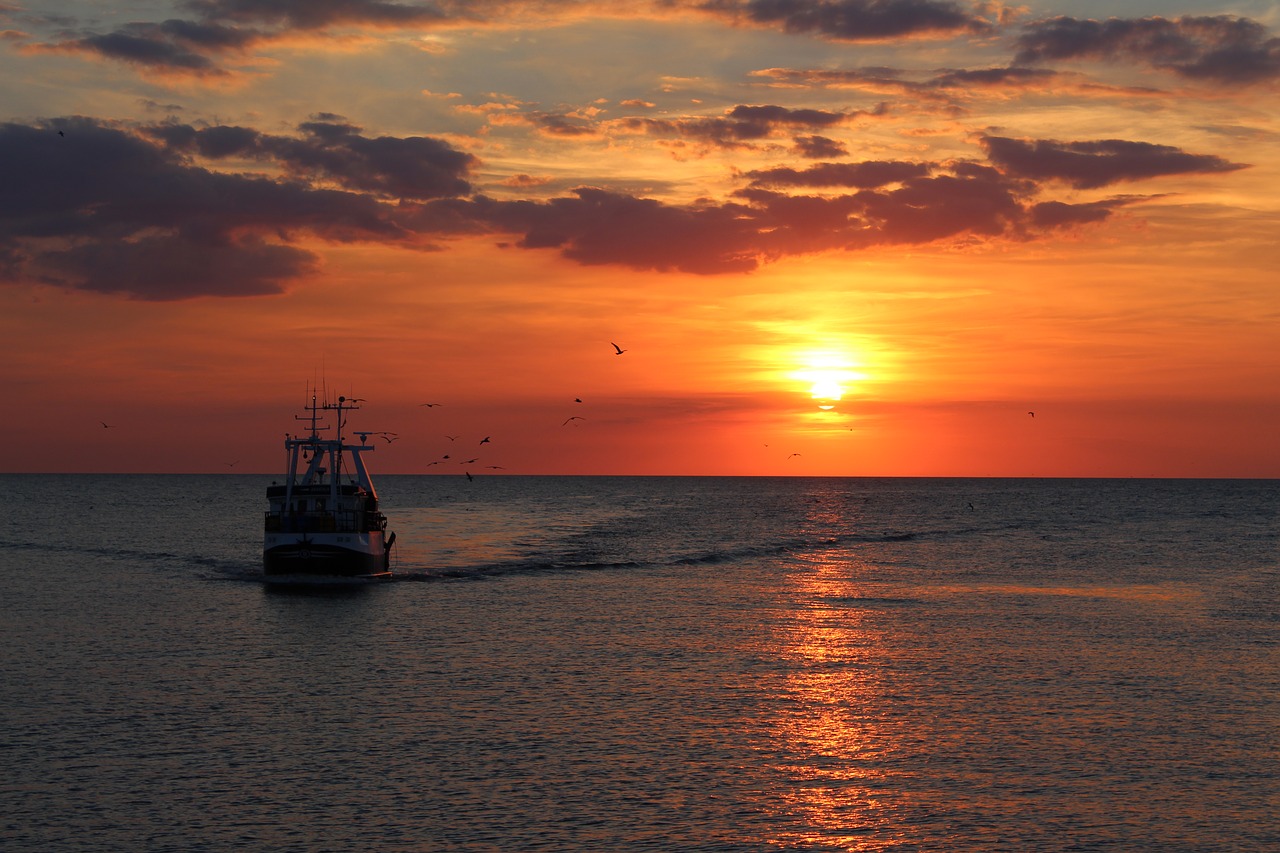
[480,436,491,445]
[611,342,626,355]
[1028,411,1035,417]
[563,416,584,425]
[420,402,443,407]
[465,471,473,482]
[100,422,114,429]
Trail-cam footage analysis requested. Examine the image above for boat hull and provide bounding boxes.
[263,533,390,577]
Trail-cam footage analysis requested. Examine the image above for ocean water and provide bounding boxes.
[1,475,1277,852]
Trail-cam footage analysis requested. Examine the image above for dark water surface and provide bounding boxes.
[2,475,1277,851]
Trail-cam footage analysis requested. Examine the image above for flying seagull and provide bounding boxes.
[100,421,114,429]
[611,342,627,355]
[1028,411,1035,418]
[563,416,584,425]
[420,402,443,407]
[480,436,491,445]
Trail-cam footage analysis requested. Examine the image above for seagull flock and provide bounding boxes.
[95,338,1040,475]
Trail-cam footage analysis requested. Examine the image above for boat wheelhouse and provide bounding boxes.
[263,393,396,578]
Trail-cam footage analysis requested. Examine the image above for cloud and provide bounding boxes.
[178,0,457,30]
[29,1,1005,78]
[1014,15,1280,84]
[1,117,413,298]
[980,135,1248,189]
[619,103,876,150]
[745,160,930,188]
[0,116,1240,300]
[25,0,461,76]
[791,134,848,158]
[1029,199,1121,230]
[145,117,477,200]
[35,18,259,77]
[704,0,995,41]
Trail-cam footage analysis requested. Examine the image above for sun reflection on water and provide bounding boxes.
[758,494,916,849]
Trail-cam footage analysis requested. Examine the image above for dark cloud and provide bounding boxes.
[179,0,456,30]
[981,135,1248,189]
[791,135,848,158]
[48,18,258,75]
[476,188,765,274]
[621,103,870,149]
[0,116,1242,300]
[929,65,1064,89]
[37,235,317,300]
[33,0,457,74]
[1030,199,1117,230]
[145,118,476,200]
[1,117,410,298]
[37,1,1001,77]
[523,112,599,138]
[745,160,929,188]
[705,0,993,41]
[1014,15,1280,84]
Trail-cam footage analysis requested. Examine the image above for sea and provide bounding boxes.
[1,475,1277,852]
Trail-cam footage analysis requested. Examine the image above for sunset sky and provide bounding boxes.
[2,0,1277,476]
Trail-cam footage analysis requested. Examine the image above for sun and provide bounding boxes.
[791,351,865,410]
[809,374,845,409]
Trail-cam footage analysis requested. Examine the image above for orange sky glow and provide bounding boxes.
[1,1,1277,475]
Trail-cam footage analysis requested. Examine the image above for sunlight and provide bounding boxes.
[792,351,866,411]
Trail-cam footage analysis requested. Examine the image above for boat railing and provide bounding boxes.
[264,510,386,533]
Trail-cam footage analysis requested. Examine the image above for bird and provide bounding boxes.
[464,471,473,482]
[563,416,584,425]
[445,435,459,441]
[460,457,478,464]
[100,421,114,429]
[226,461,239,468]
[611,342,626,355]
[380,434,399,443]
[480,436,491,445]
[420,402,443,407]
[57,130,64,137]
[1028,411,1035,417]
[485,466,506,470]
[574,398,582,403]
[787,453,801,459]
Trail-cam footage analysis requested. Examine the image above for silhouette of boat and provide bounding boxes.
[263,391,396,580]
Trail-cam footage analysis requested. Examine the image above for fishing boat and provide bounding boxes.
[263,392,397,580]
